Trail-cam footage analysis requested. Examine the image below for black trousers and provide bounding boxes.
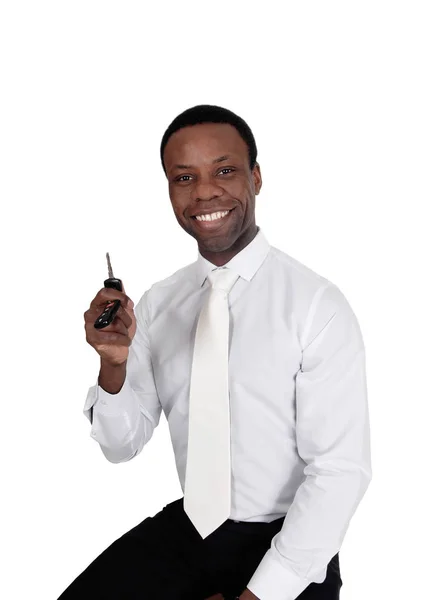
[58,497,342,599]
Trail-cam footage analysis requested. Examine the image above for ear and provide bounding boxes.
[252,162,262,195]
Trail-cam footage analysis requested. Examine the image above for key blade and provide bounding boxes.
[106,252,114,279]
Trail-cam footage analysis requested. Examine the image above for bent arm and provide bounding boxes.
[247,283,372,600]
[83,289,162,463]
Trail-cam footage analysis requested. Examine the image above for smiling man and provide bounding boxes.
[60,105,372,600]
[164,119,261,267]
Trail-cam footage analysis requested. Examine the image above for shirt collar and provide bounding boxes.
[195,226,271,288]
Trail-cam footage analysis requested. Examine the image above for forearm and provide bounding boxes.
[91,383,147,463]
[98,360,127,394]
[248,462,371,600]
[84,366,155,464]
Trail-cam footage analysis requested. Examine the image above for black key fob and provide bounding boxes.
[93,254,124,329]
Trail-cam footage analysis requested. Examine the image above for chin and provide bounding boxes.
[200,234,237,254]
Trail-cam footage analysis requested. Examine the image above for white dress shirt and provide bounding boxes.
[83,226,372,600]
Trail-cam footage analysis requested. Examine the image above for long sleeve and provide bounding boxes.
[247,283,372,600]
[83,289,163,463]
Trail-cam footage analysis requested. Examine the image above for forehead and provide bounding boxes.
[164,122,248,169]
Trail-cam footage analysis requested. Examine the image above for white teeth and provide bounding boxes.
[196,210,230,222]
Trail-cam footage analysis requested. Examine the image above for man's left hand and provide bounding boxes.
[239,589,260,600]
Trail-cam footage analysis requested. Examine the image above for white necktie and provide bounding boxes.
[184,267,240,539]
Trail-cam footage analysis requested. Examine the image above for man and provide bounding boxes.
[60,105,372,599]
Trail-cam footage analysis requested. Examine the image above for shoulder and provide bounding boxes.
[268,244,359,345]
[149,260,196,292]
[134,260,197,320]
[269,245,332,288]
[268,244,338,307]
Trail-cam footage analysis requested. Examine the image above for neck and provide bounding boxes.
[199,225,259,267]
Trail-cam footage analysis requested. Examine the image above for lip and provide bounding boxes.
[191,208,235,231]
[191,207,235,217]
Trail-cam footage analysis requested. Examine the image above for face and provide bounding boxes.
[163,122,262,265]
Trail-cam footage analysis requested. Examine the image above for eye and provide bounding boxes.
[176,175,192,182]
[219,168,234,175]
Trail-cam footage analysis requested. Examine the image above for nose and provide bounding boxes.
[192,178,224,202]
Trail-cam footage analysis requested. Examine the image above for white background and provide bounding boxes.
[1,1,431,598]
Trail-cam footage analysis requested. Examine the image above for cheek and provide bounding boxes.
[225,180,249,198]
[170,193,187,215]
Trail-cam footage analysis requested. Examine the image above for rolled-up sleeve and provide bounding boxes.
[247,283,372,600]
[83,289,162,463]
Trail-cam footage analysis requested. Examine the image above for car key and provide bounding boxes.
[94,252,123,329]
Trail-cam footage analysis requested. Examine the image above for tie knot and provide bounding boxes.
[207,267,239,294]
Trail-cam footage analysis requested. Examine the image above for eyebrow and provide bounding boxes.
[172,155,231,171]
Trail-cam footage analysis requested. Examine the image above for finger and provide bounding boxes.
[85,313,129,339]
[114,304,133,330]
[93,331,131,346]
[90,288,133,311]
[84,305,129,330]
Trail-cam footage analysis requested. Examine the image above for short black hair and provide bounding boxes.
[160,104,258,175]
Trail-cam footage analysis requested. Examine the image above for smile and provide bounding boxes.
[192,209,234,230]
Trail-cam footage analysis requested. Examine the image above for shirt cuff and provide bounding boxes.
[247,549,319,600]
[83,377,134,423]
